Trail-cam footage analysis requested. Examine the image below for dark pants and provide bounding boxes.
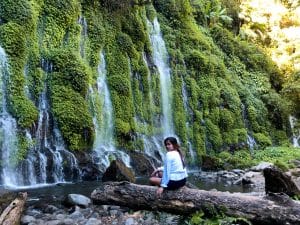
[166,178,186,190]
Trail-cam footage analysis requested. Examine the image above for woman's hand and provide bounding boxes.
[151,169,157,177]
[151,168,160,177]
[156,187,164,197]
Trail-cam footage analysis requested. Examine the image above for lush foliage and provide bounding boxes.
[215,147,300,170]
[0,0,295,167]
[49,49,94,151]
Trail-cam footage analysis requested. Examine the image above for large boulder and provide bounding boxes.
[263,166,300,197]
[129,151,161,177]
[251,162,273,172]
[102,160,136,183]
[74,152,102,181]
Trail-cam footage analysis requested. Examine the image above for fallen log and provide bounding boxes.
[91,182,300,225]
[0,192,27,225]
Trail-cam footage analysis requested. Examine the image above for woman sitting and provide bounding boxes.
[149,137,188,196]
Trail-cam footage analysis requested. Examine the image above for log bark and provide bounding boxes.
[91,182,300,225]
[0,192,27,225]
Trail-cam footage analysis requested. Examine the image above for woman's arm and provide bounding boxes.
[160,153,171,188]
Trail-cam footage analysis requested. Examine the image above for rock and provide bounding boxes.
[86,218,102,225]
[69,210,84,220]
[64,194,91,208]
[125,217,135,225]
[62,218,74,225]
[263,166,300,197]
[128,151,160,177]
[102,159,136,183]
[251,162,273,171]
[21,215,36,224]
[43,205,59,214]
[74,152,102,181]
[44,220,61,225]
[289,159,300,168]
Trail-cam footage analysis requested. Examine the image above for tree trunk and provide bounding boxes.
[91,182,300,225]
[0,192,27,225]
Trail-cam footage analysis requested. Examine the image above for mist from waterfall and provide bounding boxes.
[90,52,130,171]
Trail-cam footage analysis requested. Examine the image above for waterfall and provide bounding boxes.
[182,78,197,165]
[1,55,79,188]
[33,59,80,185]
[241,103,256,151]
[147,17,174,137]
[289,115,300,147]
[78,16,87,58]
[90,52,130,171]
[0,47,20,187]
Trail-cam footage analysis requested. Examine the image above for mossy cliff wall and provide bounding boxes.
[0,0,291,165]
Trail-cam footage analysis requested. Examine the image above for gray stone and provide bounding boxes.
[125,217,135,225]
[21,215,36,224]
[251,162,273,171]
[62,219,74,225]
[66,194,91,208]
[86,218,102,225]
[55,214,65,220]
[69,210,84,220]
[44,220,61,225]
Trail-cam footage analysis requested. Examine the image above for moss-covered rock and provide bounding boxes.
[50,85,94,151]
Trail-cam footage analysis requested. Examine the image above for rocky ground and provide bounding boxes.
[14,161,300,225]
[21,202,182,225]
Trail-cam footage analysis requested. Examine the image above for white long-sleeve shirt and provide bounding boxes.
[160,150,188,188]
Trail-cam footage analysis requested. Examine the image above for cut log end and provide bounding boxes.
[0,192,28,225]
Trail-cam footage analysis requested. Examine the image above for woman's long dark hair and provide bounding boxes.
[164,137,186,168]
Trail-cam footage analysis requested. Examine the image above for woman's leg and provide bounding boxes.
[149,177,161,186]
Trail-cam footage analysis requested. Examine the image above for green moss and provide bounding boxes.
[253,132,272,149]
[48,48,94,151]
[40,0,80,50]
[121,10,148,50]
[50,85,94,151]
[49,48,90,96]
[116,32,138,58]
[0,0,33,27]
[0,22,38,128]
[16,132,34,162]
[0,23,27,59]
[206,119,222,151]
[106,43,135,148]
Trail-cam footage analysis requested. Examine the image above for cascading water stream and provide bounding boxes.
[135,53,165,161]
[1,55,79,188]
[241,103,256,152]
[90,52,130,171]
[289,115,300,147]
[78,16,87,58]
[34,59,80,185]
[0,47,21,187]
[147,17,174,137]
[182,79,197,165]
